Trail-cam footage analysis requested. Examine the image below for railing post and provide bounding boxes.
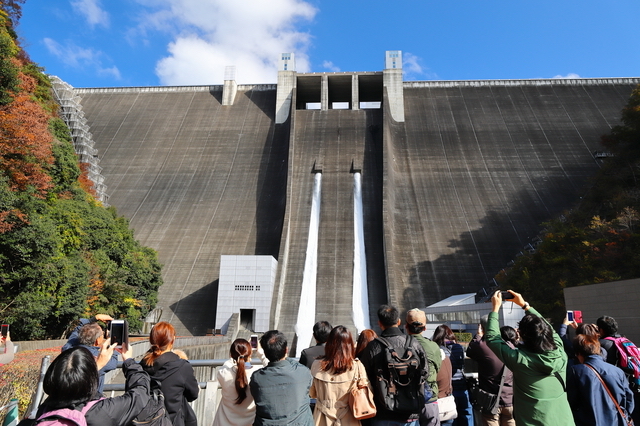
[24,356,51,419]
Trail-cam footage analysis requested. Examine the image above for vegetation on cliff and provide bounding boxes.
[496,85,640,321]
[0,4,162,340]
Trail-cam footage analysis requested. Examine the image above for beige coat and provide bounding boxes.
[309,358,372,426]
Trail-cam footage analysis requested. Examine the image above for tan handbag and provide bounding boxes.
[348,360,377,420]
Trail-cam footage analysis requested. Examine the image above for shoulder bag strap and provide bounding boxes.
[553,371,566,392]
[584,363,632,425]
[346,360,360,393]
[497,365,508,393]
[375,336,391,349]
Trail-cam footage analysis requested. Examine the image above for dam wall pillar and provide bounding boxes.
[222,66,237,106]
[383,50,405,122]
[321,74,329,111]
[352,74,360,110]
[276,53,296,124]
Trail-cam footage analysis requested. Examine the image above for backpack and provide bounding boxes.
[605,336,640,387]
[17,399,102,426]
[374,336,426,414]
[133,382,173,426]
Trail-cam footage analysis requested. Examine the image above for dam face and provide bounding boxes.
[74,74,640,338]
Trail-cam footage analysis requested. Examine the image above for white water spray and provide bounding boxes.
[352,172,371,333]
[294,172,322,357]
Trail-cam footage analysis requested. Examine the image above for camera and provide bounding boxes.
[250,335,258,349]
[1,324,8,338]
[109,319,129,350]
[500,291,515,300]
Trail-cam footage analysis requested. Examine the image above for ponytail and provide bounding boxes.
[142,322,176,365]
[230,339,252,404]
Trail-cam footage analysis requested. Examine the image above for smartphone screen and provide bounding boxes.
[567,311,574,322]
[109,320,128,348]
[250,335,258,349]
[1,324,8,338]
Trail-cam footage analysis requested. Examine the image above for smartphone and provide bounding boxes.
[103,320,111,339]
[1,324,8,338]
[250,335,258,349]
[574,310,583,324]
[567,311,574,322]
[500,291,515,300]
[109,320,129,350]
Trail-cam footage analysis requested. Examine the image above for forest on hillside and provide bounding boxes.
[496,84,640,321]
[0,2,162,340]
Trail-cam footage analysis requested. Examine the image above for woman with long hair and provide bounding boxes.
[141,321,199,426]
[355,329,377,358]
[212,338,268,426]
[29,342,150,426]
[486,290,574,426]
[433,325,474,426]
[309,325,373,426]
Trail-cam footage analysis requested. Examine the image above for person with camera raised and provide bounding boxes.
[62,314,118,394]
[485,290,574,426]
[0,330,14,366]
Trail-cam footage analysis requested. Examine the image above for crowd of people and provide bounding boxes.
[14,290,640,426]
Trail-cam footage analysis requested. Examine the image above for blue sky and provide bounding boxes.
[17,0,640,88]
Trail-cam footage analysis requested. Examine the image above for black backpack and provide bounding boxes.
[133,381,172,426]
[374,336,426,414]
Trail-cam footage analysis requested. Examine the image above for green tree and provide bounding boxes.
[496,85,640,323]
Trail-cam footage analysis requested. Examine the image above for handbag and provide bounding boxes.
[348,360,377,420]
[584,363,634,426]
[473,366,507,415]
[438,394,458,422]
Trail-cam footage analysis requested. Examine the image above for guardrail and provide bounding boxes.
[24,351,480,426]
[103,358,265,426]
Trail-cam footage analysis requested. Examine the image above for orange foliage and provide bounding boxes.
[78,162,97,198]
[0,208,27,233]
[0,67,54,197]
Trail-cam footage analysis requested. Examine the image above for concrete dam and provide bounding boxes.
[66,53,640,343]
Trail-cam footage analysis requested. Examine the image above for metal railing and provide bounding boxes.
[102,358,265,426]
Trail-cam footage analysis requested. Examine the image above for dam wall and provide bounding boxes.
[73,77,640,337]
[76,86,287,336]
[384,80,639,312]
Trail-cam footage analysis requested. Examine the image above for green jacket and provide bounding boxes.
[485,307,575,426]
[413,334,441,403]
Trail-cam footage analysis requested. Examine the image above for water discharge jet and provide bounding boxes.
[294,172,322,356]
[352,172,370,333]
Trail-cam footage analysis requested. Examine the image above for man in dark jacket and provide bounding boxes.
[466,316,515,426]
[250,330,313,426]
[299,320,332,368]
[359,305,428,426]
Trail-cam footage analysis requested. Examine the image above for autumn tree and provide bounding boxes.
[0,4,163,340]
[496,85,640,323]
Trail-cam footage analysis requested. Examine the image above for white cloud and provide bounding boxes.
[97,66,122,80]
[44,38,121,81]
[402,52,438,81]
[71,0,110,28]
[322,61,340,72]
[138,0,317,85]
[553,73,581,79]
